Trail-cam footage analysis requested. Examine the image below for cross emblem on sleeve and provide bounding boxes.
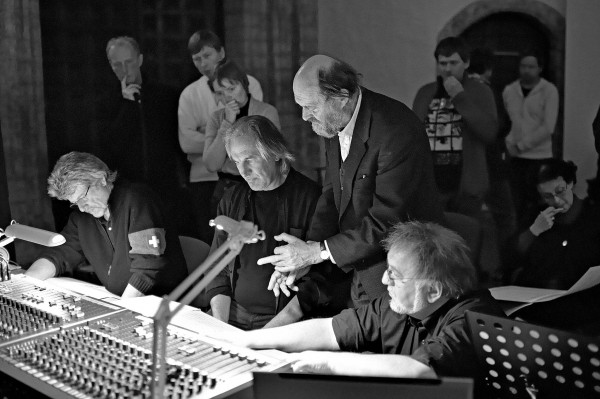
[149,236,160,248]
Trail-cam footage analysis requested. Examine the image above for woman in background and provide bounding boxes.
[513,159,600,289]
[203,60,280,206]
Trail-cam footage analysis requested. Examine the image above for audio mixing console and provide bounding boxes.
[0,274,289,398]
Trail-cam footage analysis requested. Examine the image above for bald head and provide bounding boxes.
[293,55,361,139]
[293,55,337,91]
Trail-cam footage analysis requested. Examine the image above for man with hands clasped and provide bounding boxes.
[259,54,444,308]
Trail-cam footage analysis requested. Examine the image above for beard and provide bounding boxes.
[390,288,428,315]
[309,101,349,138]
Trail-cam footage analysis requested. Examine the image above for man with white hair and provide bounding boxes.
[205,116,326,330]
[241,221,504,380]
[26,152,187,298]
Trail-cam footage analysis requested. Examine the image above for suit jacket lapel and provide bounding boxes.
[326,138,342,211]
[338,89,371,219]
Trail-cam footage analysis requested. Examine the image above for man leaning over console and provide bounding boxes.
[25,152,187,298]
[239,221,504,380]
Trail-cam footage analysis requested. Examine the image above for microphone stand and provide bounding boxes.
[150,216,265,399]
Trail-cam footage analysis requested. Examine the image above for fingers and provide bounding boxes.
[280,283,291,297]
[257,255,284,265]
[267,271,280,291]
[121,77,127,89]
[274,233,300,243]
[274,264,299,273]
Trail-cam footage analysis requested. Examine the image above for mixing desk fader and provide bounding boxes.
[0,274,122,345]
[0,275,289,398]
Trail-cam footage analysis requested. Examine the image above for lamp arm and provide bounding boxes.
[151,218,264,399]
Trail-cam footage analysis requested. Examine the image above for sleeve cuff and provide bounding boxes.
[128,273,156,294]
[324,240,336,264]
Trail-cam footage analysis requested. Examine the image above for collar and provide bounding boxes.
[338,89,363,141]
[408,296,451,329]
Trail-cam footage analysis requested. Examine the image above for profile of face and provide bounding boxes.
[107,44,143,85]
[228,135,282,191]
[67,179,112,219]
[436,52,469,80]
[192,46,225,80]
[537,176,574,213]
[382,249,432,315]
[212,78,249,106]
[519,56,542,84]
[293,81,349,139]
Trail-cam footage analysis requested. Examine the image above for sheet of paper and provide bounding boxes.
[489,286,564,303]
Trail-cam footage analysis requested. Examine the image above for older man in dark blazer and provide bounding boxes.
[258,55,445,307]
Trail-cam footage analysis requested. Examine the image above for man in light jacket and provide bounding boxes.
[503,50,559,224]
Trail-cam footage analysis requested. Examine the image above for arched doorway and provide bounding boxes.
[439,0,565,157]
[461,12,551,103]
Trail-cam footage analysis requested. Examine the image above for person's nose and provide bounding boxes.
[382,270,390,286]
[301,107,312,121]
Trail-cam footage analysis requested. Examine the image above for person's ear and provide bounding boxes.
[427,281,443,304]
[337,89,350,108]
[138,54,144,68]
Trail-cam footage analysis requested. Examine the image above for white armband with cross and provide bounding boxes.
[128,228,167,256]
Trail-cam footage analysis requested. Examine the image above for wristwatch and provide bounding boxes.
[319,241,330,261]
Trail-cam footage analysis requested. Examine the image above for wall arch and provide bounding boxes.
[438,0,565,156]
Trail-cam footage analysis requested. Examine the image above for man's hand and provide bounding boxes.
[121,77,141,101]
[267,267,310,298]
[530,206,563,236]
[290,351,334,374]
[224,100,240,123]
[443,76,464,98]
[257,234,321,273]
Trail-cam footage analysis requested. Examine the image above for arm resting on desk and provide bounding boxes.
[242,318,339,352]
[25,258,57,280]
[210,294,231,323]
[290,351,437,378]
[122,284,145,298]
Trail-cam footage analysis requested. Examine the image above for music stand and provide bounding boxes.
[466,310,600,399]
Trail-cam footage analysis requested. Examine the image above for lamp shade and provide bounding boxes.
[4,223,65,247]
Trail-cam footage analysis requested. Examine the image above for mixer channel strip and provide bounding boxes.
[0,309,287,398]
[0,275,123,346]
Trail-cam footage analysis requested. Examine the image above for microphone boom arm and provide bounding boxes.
[151,216,265,398]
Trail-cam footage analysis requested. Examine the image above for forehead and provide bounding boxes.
[293,80,321,105]
[195,46,219,58]
[387,248,417,276]
[538,177,566,192]
[520,56,540,67]
[108,44,137,61]
[229,135,261,157]
[213,78,238,89]
[437,52,464,63]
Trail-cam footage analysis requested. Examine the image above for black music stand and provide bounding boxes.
[252,372,473,399]
[466,310,600,399]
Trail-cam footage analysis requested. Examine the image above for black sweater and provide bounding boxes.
[39,180,187,296]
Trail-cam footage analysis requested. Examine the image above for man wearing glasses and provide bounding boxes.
[25,152,187,298]
[239,221,504,381]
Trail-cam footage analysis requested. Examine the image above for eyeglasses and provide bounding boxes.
[70,185,91,208]
[385,267,427,286]
[540,185,568,201]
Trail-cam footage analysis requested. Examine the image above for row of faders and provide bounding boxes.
[0,274,122,345]
[1,311,287,398]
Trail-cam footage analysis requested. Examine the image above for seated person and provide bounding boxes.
[513,159,600,289]
[203,60,280,205]
[25,152,188,298]
[239,220,505,381]
[205,115,323,330]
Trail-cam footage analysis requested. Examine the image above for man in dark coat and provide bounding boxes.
[258,55,445,307]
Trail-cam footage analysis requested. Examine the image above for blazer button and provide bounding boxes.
[341,185,344,191]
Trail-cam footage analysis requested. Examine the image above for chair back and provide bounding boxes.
[178,236,211,309]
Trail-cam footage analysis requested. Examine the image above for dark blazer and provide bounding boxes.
[308,88,445,301]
